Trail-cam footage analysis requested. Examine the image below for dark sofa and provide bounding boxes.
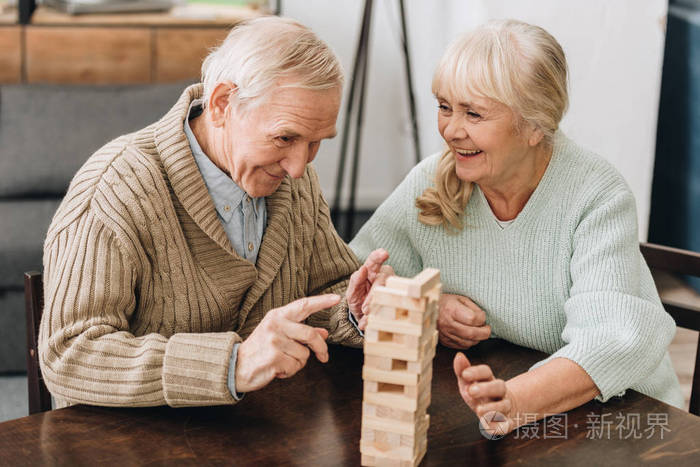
[0,83,188,373]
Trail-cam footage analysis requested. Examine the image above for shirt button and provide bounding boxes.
[224,205,231,212]
[248,242,254,252]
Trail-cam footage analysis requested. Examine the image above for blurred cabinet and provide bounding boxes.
[0,6,260,84]
[0,27,21,83]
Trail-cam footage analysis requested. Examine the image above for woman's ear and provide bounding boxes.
[528,126,545,147]
[208,81,238,127]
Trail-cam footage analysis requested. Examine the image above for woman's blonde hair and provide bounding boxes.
[201,16,343,112]
[416,19,569,231]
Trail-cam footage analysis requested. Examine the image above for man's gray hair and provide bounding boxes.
[201,16,344,110]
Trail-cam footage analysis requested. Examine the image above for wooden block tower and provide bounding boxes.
[360,268,441,467]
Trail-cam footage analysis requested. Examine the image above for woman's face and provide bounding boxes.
[436,92,538,189]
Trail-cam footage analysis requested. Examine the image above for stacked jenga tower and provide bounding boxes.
[360,268,441,467]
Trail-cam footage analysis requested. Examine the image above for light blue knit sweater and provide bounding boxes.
[350,133,684,408]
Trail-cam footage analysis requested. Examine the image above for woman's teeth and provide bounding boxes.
[456,149,482,156]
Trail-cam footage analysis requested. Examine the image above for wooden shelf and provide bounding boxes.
[30,4,263,27]
[0,5,264,85]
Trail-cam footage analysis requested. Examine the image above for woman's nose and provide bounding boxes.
[443,116,467,141]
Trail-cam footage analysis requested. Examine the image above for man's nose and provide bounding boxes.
[281,147,308,179]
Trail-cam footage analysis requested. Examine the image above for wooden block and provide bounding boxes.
[366,315,423,336]
[362,348,431,376]
[406,344,435,373]
[364,383,431,419]
[0,27,21,84]
[363,403,416,424]
[364,354,394,371]
[425,283,442,302]
[383,276,416,296]
[403,367,432,398]
[386,268,440,298]
[364,329,436,362]
[364,388,417,412]
[155,28,229,82]
[360,437,427,466]
[372,305,424,325]
[26,27,151,84]
[363,366,419,386]
[363,364,432,397]
[364,341,419,361]
[365,329,420,348]
[363,416,416,436]
[360,442,413,462]
[371,287,427,312]
[361,453,420,467]
[365,429,402,449]
[363,373,432,412]
[365,381,379,393]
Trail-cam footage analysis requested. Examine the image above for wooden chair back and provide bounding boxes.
[24,271,51,414]
[640,242,700,415]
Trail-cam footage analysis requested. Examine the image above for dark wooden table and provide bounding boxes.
[1,339,699,466]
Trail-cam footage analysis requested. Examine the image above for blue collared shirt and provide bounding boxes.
[184,100,267,401]
[184,100,266,264]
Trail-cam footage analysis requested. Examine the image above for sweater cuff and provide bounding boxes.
[348,309,365,337]
[227,343,245,401]
[163,332,242,407]
[327,295,364,347]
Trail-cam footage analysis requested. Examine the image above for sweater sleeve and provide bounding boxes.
[40,208,240,408]
[349,164,424,278]
[529,189,675,402]
[302,169,363,347]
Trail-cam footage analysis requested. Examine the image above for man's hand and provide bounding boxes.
[235,294,339,393]
[453,352,519,438]
[438,294,491,349]
[346,248,394,330]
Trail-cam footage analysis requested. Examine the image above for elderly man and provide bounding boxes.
[39,16,387,408]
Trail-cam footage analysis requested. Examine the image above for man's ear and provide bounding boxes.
[208,81,238,127]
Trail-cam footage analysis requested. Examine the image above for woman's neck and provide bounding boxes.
[479,144,553,221]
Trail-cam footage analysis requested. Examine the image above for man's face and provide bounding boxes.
[220,84,341,198]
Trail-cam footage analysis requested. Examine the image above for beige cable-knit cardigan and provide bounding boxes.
[39,85,362,408]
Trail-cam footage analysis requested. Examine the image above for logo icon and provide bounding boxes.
[478,411,509,440]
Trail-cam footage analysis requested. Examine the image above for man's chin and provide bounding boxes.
[247,181,283,198]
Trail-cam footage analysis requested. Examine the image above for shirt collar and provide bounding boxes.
[184,99,258,221]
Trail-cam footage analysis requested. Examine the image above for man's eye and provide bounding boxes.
[467,111,481,119]
[278,136,293,143]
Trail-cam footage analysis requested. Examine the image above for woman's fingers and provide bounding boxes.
[453,352,475,405]
[469,378,507,399]
[439,330,479,349]
[453,352,471,376]
[461,363,494,382]
[476,399,512,420]
[443,320,491,342]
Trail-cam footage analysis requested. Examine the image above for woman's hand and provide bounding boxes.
[346,248,394,330]
[438,294,491,349]
[453,352,519,438]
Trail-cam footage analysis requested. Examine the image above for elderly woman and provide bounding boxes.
[349,20,683,436]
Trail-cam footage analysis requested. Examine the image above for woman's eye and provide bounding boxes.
[438,104,451,113]
[467,111,481,119]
